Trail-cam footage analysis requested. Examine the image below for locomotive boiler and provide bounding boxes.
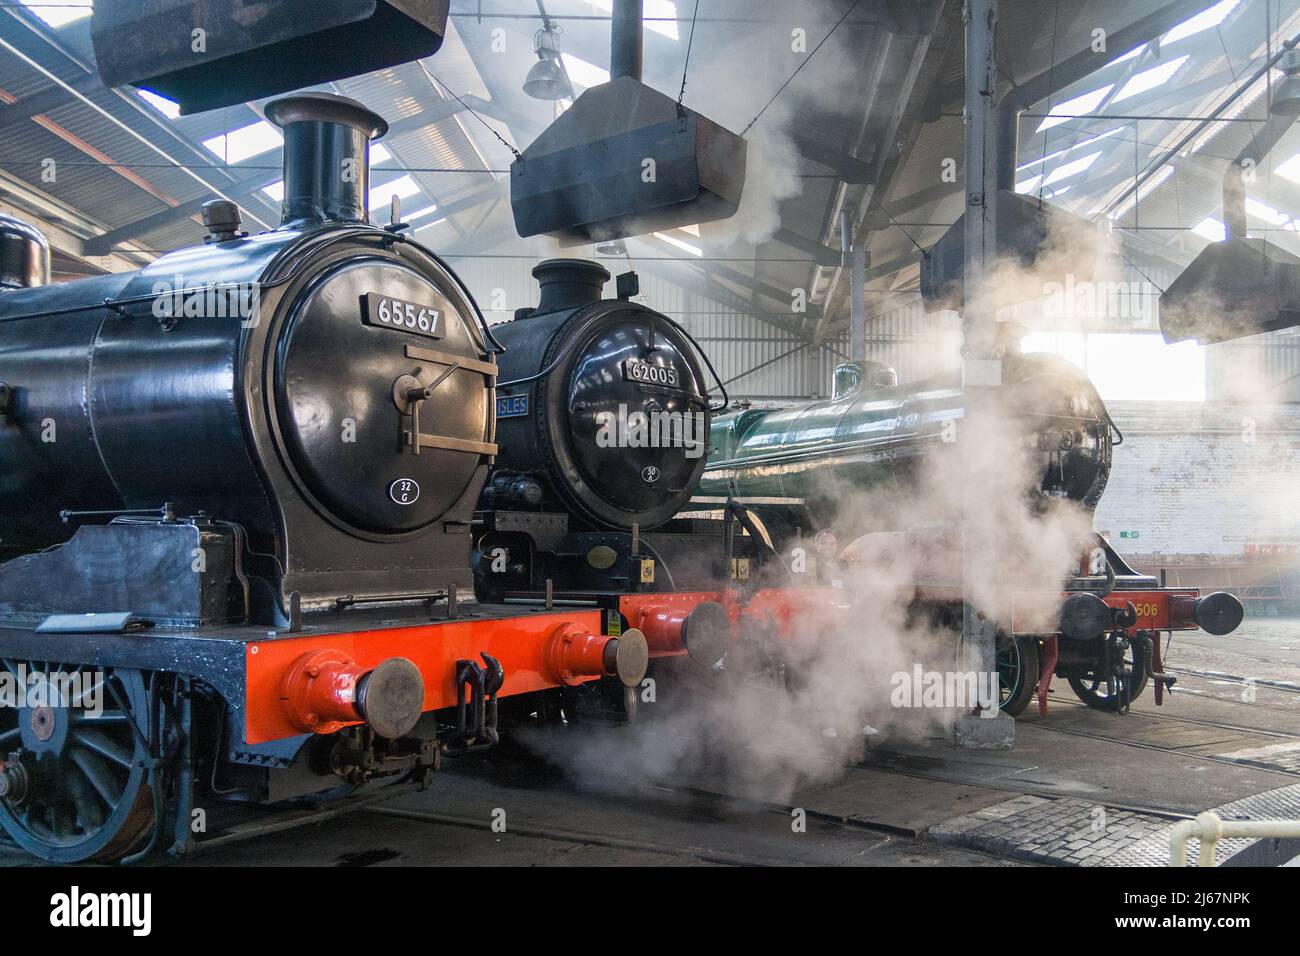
[697,349,1115,541]
[0,92,496,623]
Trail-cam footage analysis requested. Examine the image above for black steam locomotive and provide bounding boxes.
[471,258,783,605]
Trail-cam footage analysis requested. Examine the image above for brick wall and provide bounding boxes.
[1092,402,1300,559]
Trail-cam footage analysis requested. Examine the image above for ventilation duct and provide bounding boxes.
[91,0,449,115]
[1161,111,1300,344]
[510,0,746,243]
[920,108,1098,313]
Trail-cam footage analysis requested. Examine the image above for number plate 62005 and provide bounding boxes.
[363,293,443,339]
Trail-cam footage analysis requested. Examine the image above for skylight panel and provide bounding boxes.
[1017,126,1125,172]
[1163,0,1240,46]
[1193,217,1226,241]
[404,204,441,222]
[1246,197,1290,226]
[1108,166,1174,219]
[370,144,392,165]
[1276,153,1300,185]
[653,231,702,256]
[137,90,181,119]
[1036,86,1113,132]
[22,0,91,28]
[588,0,680,40]
[202,121,283,164]
[560,53,611,90]
[1112,56,1190,104]
[1042,150,1103,187]
[1015,175,1042,194]
[368,174,421,211]
[262,181,284,202]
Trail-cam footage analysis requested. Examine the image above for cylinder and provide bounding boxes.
[264,92,389,225]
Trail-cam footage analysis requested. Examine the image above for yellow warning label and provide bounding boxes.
[732,558,750,581]
[640,559,655,584]
[607,609,622,637]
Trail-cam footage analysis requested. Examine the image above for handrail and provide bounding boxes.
[1169,811,1300,866]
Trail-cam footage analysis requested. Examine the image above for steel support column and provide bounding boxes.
[953,0,1012,749]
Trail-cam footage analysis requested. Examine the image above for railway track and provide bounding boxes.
[1027,722,1300,778]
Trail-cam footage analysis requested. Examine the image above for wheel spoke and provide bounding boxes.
[68,748,123,809]
[73,728,134,769]
[71,712,128,725]
[66,769,103,833]
[72,679,105,708]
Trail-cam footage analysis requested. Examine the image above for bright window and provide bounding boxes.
[1021,332,1205,402]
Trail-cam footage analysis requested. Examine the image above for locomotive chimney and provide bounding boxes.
[264,92,389,227]
[530,259,611,316]
[0,213,50,290]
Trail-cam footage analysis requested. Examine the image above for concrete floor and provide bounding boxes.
[3,616,1296,867]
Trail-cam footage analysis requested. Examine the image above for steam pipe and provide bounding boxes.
[611,0,643,81]
[994,106,1023,194]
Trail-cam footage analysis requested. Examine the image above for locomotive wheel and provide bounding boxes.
[1067,641,1149,711]
[997,635,1039,717]
[0,662,154,863]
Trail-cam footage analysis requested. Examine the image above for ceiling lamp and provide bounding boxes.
[1270,49,1300,116]
[524,27,573,101]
